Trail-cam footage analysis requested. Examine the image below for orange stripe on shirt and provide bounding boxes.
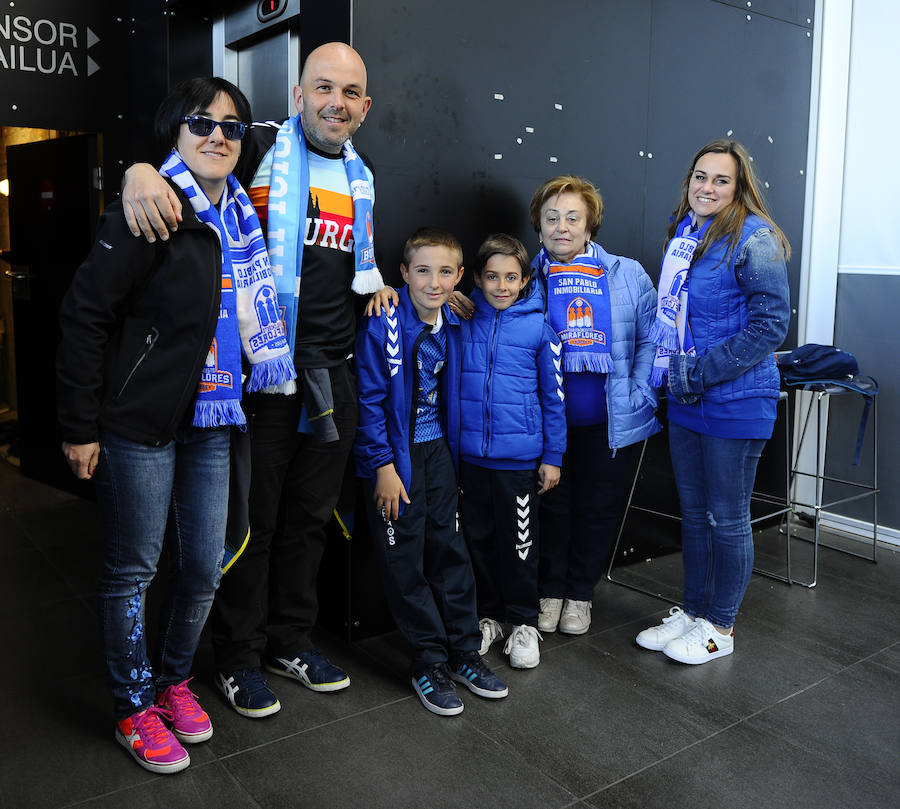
[248,186,270,224]
[310,186,353,218]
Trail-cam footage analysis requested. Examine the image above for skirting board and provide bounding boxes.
[816,511,900,548]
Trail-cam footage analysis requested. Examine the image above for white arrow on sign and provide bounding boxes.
[87,27,100,48]
[87,55,101,76]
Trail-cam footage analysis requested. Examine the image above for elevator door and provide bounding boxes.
[7,134,99,495]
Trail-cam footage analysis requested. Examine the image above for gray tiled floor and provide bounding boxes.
[1,458,898,809]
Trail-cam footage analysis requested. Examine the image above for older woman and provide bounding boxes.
[636,140,790,664]
[527,176,659,635]
[57,77,294,773]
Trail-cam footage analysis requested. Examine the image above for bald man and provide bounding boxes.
[123,43,384,718]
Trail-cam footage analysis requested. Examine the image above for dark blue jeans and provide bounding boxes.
[669,422,766,628]
[94,426,230,719]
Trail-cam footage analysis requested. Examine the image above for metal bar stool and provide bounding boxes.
[784,376,878,588]
[606,391,793,603]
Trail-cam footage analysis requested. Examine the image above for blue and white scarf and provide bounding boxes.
[266,113,383,352]
[534,243,614,374]
[159,150,296,428]
[649,214,711,388]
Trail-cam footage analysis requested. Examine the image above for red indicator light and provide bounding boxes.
[258,0,286,22]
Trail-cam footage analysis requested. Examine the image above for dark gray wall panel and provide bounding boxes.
[827,274,898,530]
[355,0,812,336]
[353,0,652,286]
[718,0,815,26]
[643,0,813,348]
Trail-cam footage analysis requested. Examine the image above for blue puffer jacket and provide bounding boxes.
[666,214,791,438]
[459,283,566,469]
[354,286,462,514]
[533,241,661,451]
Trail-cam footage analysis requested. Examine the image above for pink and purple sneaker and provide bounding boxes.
[156,678,213,743]
[116,706,190,774]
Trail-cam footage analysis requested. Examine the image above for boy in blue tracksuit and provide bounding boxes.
[458,234,567,670]
[354,227,508,716]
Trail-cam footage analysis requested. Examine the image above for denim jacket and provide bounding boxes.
[667,218,790,406]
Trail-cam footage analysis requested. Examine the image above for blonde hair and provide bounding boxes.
[668,139,791,262]
[402,226,463,268]
[529,175,604,236]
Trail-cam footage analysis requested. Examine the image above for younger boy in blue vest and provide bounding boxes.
[354,227,508,716]
[458,234,567,669]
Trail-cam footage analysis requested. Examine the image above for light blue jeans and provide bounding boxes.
[669,422,766,628]
[93,426,229,719]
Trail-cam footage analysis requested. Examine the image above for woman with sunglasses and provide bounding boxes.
[57,77,295,774]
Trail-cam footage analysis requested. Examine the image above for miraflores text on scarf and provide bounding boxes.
[648,213,712,387]
[159,150,296,429]
[533,242,614,374]
[266,113,384,353]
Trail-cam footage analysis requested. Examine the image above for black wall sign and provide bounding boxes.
[0,0,116,131]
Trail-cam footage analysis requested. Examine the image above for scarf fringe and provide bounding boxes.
[648,318,680,352]
[563,352,614,374]
[192,399,247,429]
[351,268,386,295]
[160,150,294,430]
[246,354,298,393]
[649,364,668,389]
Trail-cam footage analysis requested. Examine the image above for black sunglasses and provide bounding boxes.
[181,115,247,141]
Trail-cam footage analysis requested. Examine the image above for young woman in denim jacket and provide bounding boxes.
[636,139,791,664]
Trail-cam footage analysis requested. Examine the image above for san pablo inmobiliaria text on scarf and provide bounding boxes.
[266,112,383,354]
[649,213,712,387]
[159,150,296,428]
[534,242,613,374]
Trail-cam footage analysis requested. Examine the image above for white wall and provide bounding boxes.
[839,0,900,277]
[800,0,899,545]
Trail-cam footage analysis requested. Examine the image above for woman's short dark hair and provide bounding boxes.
[154,76,252,157]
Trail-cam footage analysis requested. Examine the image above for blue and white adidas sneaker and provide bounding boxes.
[412,664,464,716]
[450,651,509,698]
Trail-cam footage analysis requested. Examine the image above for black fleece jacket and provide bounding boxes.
[57,182,223,446]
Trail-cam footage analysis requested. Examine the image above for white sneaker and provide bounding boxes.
[635,606,696,651]
[503,624,542,668]
[558,599,591,635]
[538,598,563,633]
[478,618,504,655]
[663,617,734,665]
